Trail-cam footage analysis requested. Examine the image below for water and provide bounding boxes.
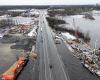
[64,13,100,49]
[0,43,23,74]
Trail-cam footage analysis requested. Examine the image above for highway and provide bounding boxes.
[0,10,100,80]
[38,11,70,80]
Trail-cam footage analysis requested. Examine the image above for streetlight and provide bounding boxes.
[73,18,78,38]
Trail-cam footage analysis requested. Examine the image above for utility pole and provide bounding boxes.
[73,18,76,28]
[73,18,77,37]
[93,39,98,63]
[94,39,98,55]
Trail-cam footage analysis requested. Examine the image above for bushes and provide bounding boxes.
[46,17,90,42]
[48,10,66,17]
[46,17,66,25]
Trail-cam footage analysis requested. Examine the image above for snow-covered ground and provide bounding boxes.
[66,43,74,52]
[0,34,4,39]
[0,15,10,20]
[92,10,100,14]
[8,9,26,12]
[70,15,84,18]
[62,32,76,40]
[28,26,37,37]
[29,9,40,15]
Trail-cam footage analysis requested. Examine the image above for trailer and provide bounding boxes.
[0,53,29,80]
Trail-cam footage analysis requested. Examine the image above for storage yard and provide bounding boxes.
[0,9,39,80]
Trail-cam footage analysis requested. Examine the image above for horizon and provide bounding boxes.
[0,4,98,6]
[0,0,99,5]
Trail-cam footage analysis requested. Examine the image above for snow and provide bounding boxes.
[0,15,10,20]
[92,10,100,16]
[32,46,35,52]
[30,11,39,15]
[66,44,74,52]
[92,10,100,14]
[29,9,40,15]
[0,34,3,38]
[8,9,26,12]
[70,15,84,18]
[62,32,76,40]
[96,70,100,76]
[28,26,37,37]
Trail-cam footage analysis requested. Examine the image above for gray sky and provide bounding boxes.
[0,0,99,5]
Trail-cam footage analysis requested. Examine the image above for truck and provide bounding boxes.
[0,53,29,80]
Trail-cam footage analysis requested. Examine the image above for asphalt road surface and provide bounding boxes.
[38,12,70,80]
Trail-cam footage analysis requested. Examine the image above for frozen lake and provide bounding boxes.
[64,11,100,49]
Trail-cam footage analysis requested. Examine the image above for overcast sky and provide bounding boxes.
[0,0,99,5]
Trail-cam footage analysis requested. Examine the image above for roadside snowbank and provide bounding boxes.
[62,32,76,40]
[28,26,37,37]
